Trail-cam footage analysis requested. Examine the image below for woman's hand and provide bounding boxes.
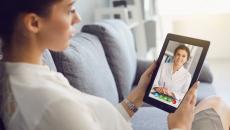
[154,87,164,93]
[168,81,199,130]
[154,87,175,98]
[164,88,175,98]
[122,62,156,116]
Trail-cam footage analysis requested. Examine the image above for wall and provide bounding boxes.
[74,0,109,31]
[165,40,202,75]
[172,14,230,59]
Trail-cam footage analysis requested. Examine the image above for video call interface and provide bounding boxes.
[149,40,203,107]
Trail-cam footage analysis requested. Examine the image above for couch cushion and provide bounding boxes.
[42,49,57,72]
[131,107,168,130]
[51,33,119,104]
[82,20,137,101]
[198,61,213,83]
[197,82,216,103]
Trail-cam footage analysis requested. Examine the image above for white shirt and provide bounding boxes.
[0,62,183,130]
[0,62,132,130]
[154,63,191,100]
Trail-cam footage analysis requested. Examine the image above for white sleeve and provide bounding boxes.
[115,103,131,122]
[153,63,164,88]
[175,73,192,100]
[35,98,101,130]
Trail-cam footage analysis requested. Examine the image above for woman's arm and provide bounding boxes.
[36,98,101,130]
[121,62,156,117]
[122,61,199,130]
[168,82,199,130]
[175,73,192,100]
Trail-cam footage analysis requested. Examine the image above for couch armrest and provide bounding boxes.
[196,82,216,104]
[133,59,153,86]
[198,62,213,83]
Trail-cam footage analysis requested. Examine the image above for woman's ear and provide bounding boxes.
[23,13,43,34]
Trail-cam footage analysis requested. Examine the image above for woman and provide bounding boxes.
[153,45,192,101]
[0,0,229,130]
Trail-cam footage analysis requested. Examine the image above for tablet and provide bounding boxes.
[144,33,210,113]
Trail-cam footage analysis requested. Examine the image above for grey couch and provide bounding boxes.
[0,20,215,130]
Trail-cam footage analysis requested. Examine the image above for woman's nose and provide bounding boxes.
[72,11,81,25]
[178,57,183,61]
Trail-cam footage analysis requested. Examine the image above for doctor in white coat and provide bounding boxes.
[153,45,192,101]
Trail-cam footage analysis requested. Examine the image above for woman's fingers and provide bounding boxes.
[160,88,164,93]
[165,89,171,96]
[184,81,199,104]
[139,62,157,88]
[163,88,168,95]
[167,82,199,130]
[155,87,159,92]
[190,94,196,106]
[145,62,157,77]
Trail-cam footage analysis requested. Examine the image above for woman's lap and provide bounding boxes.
[193,96,230,130]
[192,108,224,130]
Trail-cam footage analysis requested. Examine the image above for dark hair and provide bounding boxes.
[174,45,190,61]
[0,0,61,50]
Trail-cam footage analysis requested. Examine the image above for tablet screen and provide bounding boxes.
[148,40,203,107]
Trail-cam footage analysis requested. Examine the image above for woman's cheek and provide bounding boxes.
[63,16,73,38]
[49,19,70,50]
[55,17,71,41]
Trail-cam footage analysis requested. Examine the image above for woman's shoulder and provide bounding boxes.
[164,62,172,65]
[186,72,192,78]
[162,62,172,68]
[0,68,82,130]
[3,66,77,107]
[181,67,191,78]
[15,87,92,130]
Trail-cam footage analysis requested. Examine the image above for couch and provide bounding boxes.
[0,20,216,130]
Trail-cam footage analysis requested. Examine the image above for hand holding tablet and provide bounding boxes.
[168,81,199,130]
[144,33,210,113]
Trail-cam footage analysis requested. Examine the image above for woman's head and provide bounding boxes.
[173,45,190,67]
[0,0,80,52]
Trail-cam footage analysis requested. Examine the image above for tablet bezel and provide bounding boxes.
[144,33,210,113]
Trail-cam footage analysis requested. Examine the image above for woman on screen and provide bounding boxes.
[153,45,192,101]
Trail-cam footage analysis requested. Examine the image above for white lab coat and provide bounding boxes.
[154,63,191,100]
